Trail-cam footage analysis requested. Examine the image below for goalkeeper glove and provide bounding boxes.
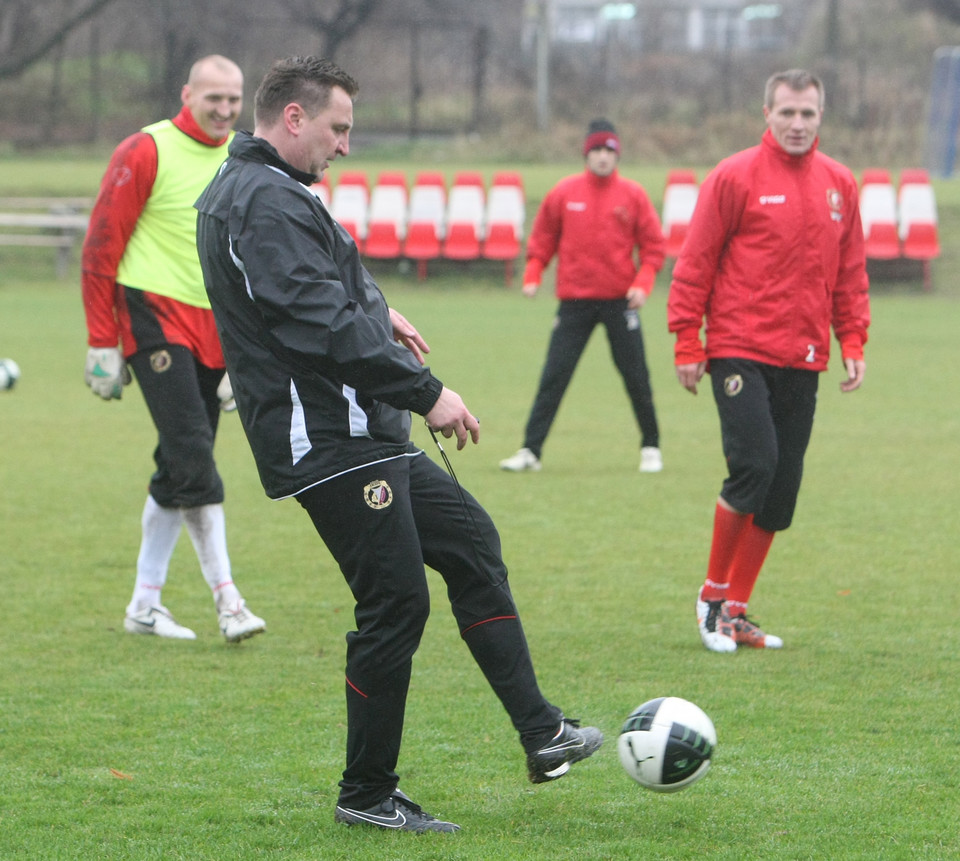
[84,347,130,400]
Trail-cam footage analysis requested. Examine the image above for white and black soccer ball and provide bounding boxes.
[0,357,20,390]
[617,696,716,793]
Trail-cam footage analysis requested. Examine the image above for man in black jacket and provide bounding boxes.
[195,56,601,834]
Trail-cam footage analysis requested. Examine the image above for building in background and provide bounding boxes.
[528,1,803,54]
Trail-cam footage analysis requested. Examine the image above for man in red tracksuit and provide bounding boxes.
[499,119,667,474]
[668,69,870,653]
[81,55,265,642]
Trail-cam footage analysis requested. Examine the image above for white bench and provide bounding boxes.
[0,198,92,277]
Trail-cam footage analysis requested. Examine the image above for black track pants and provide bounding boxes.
[709,358,819,532]
[523,298,659,456]
[128,343,224,508]
[297,453,561,808]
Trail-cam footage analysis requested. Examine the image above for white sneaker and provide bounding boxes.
[124,605,197,640]
[499,447,541,472]
[639,447,663,473]
[696,589,736,653]
[219,601,266,642]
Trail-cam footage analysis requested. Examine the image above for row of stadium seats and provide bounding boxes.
[859,168,941,291]
[315,166,940,287]
[311,170,525,280]
[858,168,940,256]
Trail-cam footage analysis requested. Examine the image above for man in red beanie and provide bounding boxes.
[500,119,666,474]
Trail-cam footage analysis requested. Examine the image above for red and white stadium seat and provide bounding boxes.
[898,168,940,290]
[661,169,698,258]
[404,173,447,278]
[443,176,486,261]
[363,173,408,260]
[329,171,369,251]
[482,183,526,282]
[859,168,900,260]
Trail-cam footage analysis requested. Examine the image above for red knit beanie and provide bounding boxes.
[583,118,620,157]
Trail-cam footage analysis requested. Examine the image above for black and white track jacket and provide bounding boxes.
[195,131,442,499]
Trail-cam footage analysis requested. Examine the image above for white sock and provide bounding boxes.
[128,495,183,615]
[181,503,242,611]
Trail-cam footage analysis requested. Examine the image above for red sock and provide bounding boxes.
[725,522,775,616]
[701,503,751,603]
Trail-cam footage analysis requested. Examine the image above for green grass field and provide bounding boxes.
[1,155,958,859]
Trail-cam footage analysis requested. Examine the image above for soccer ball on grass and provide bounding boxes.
[0,357,20,390]
[617,696,716,792]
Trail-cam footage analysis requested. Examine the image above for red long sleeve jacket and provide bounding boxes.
[81,107,228,366]
[523,169,665,299]
[667,129,870,372]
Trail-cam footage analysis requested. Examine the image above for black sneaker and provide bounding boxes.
[526,719,603,784]
[334,789,461,833]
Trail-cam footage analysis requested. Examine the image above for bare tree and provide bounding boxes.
[275,0,383,57]
[0,0,119,78]
[155,0,202,117]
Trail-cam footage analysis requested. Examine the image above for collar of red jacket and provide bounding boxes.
[584,167,619,186]
[172,105,231,147]
[761,127,820,164]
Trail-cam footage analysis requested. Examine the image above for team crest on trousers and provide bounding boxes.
[150,349,172,373]
[724,374,744,397]
[363,479,393,510]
